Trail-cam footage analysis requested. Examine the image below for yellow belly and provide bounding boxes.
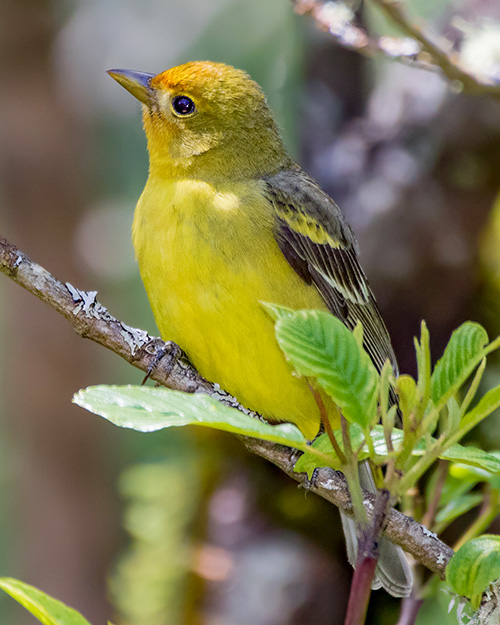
[133,177,331,440]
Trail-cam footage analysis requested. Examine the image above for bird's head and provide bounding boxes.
[108,61,290,181]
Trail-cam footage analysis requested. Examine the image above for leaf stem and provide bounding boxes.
[310,386,347,464]
[341,416,368,525]
[459,358,486,416]
[364,428,376,462]
[396,437,446,495]
[382,403,398,489]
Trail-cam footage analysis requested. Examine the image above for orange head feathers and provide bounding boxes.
[108,61,291,180]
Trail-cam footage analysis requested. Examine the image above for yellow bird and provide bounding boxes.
[109,61,412,596]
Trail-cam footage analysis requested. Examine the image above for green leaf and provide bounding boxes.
[394,430,500,474]
[443,396,461,435]
[450,461,500,484]
[0,578,92,625]
[459,358,486,417]
[352,321,364,350]
[295,423,500,476]
[431,322,489,408]
[294,425,366,477]
[74,385,309,448]
[270,307,379,428]
[261,302,296,322]
[449,456,500,490]
[435,444,500,474]
[378,361,393,419]
[415,321,431,402]
[435,493,483,527]
[369,427,500,474]
[437,471,478,507]
[395,374,417,422]
[446,535,500,609]
[294,435,341,477]
[460,385,500,433]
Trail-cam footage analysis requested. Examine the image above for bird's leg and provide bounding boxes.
[142,339,184,385]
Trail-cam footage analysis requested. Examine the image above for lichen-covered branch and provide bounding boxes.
[0,234,453,578]
[0,235,210,396]
[293,0,500,97]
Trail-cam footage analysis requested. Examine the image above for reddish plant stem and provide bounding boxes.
[344,489,392,625]
[345,556,378,625]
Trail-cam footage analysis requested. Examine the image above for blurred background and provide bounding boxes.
[1,0,500,623]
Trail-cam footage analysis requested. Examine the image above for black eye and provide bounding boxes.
[172,95,195,115]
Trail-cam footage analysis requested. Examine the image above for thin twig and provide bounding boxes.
[293,0,425,65]
[293,0,500,97]
[369,0,491,93]
[396,595,424,625]
[421,460,449,531]
[0,235,454,577]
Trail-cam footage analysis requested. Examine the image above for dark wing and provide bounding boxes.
[263,167,398,376]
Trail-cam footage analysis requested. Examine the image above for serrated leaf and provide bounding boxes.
[431,322,489,408]
[446,535,500,608]
[74,385,309,448]
[271,308,379,428]
[0,578,92,625]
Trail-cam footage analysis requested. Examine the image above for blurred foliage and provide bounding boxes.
[365,0,457,39]
[109,462,200,625]
[2,0,500,624]
[480,189,500,332]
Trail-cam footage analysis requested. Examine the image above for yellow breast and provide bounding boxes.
[132,177,330,439]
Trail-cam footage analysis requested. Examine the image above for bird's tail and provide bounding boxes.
[340,461,413,598]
